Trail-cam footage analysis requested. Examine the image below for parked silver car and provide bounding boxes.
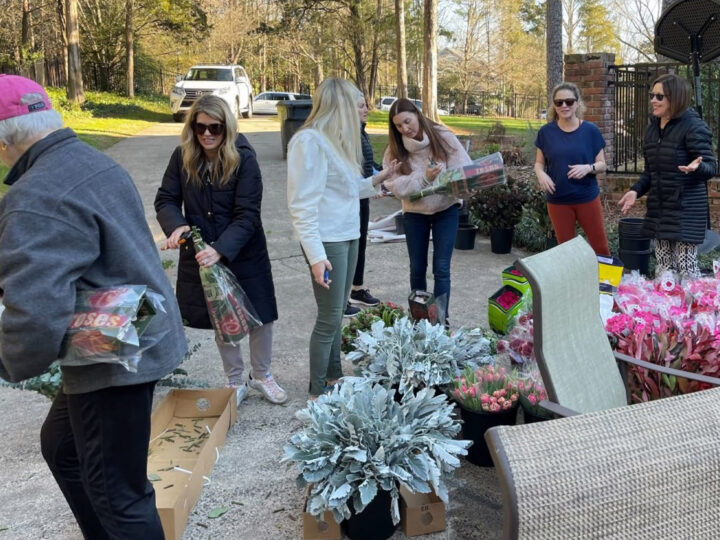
[253,92,311,115]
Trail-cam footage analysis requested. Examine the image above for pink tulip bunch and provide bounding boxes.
[452,365,519,413]
[514,374,548,416]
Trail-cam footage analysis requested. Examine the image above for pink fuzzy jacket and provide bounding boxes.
[382,126,471,215]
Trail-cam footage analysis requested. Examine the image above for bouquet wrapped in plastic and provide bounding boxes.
[60,285,167,372]
[187,227,262,345]
[409,152,506,201]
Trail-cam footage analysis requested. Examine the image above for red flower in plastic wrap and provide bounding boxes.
[220,314,242,336]
[70,330,116,356]
[87,288,128,308]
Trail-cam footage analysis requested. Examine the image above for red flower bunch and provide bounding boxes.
[497,313,535,365]
[496,290,521,310]
[452,365,519,413]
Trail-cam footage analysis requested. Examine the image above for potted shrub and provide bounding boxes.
[283,380,470,540]
[469,176,529,254]
[522,184,556,250]
[345,317,494,396]
[451,365,519,466]
[340,302,405,354]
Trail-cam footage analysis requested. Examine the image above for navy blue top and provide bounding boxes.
[535,121,606,204]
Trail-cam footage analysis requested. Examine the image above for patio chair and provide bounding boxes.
[484,387,720,539]
[514,236,720,416]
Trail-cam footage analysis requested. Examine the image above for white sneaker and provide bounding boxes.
[248,373,288,404]
[228,383,248,407]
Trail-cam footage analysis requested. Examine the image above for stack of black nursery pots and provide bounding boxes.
[455,206,478,250]
[618,217,652,275]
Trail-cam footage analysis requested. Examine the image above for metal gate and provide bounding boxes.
[609,62,720,174]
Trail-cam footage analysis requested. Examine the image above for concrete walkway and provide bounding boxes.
[0,116,522,539]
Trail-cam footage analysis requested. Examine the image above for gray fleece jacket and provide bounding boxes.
[0,128,186,393]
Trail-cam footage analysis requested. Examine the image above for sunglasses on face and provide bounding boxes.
[648,92,665,101]
[553,98,577,107]
[192,121,225,136]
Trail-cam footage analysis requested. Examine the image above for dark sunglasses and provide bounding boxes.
[648,92,665,101]
[553,98,577,107]
[192,121,225,136]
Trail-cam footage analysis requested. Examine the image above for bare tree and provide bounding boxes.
[610,0,661,62]
[125,0,134,98]
[562,0,581,54]
[395,0,408,98]
[422,0,439,121]
[546,0,563,101]
[66,0,84,104]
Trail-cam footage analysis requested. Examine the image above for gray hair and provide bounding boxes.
[0,109,64,146]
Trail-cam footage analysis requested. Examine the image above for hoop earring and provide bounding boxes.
[0,143,6,152]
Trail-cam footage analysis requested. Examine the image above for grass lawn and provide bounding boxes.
[366,110,544,163]
[0,88,171,189]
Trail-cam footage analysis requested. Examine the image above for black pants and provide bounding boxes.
[353,198,370,286]
[40,381,164,540]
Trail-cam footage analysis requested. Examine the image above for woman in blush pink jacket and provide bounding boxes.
[383,98,471,323]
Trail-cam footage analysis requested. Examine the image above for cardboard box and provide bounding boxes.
[148,388,237,540]
[400,486,446,536]
[302,491,341,540]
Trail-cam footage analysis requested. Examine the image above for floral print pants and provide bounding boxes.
[654,239,700,278]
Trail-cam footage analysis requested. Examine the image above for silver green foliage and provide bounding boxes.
[345,317,494,394]
[282,380,470,525]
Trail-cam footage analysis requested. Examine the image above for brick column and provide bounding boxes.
[564,53,616,180]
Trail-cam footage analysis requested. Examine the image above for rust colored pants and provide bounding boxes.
[547,196,610,256]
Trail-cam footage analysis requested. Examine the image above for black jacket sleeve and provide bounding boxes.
[154,146,188,236]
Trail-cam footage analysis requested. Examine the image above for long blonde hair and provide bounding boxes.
[301,78,362,175]
[180,95,240,186]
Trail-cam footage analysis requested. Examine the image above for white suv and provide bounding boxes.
[170,65,253,122]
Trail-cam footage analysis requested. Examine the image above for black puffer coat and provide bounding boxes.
[155,133,278,328]
[631,108,717,244]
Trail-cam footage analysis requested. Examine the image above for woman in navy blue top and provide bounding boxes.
[534,82,609,254]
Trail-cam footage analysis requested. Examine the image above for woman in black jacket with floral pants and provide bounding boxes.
[155,95,286,404]
[620,74,717,277]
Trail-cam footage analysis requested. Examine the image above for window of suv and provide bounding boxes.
[185,68,233,82]
[294,94,312,100]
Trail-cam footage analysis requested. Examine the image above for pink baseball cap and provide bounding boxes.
[0,74,53,121]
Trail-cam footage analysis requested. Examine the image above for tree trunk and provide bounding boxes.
[125,0,134,98]
[349,1,369,98]
[66,0,84,104]
[422,0,439,122]
[395,0,408,99]
[546,0,563,102]
[367,0,383,108]
[57,0,68,84]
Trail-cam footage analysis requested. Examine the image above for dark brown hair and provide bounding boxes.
[387,98,451,175]
[652,73,691,118]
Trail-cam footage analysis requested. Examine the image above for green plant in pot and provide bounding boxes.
[522,183,555,250]
[345,317,494,396]
[469,175,529,254]
[283,379,470,540]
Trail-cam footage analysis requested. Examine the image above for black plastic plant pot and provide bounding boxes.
[455,225,478,250]
[460,405,518,466]
[343,489,396,540]
[395,213,405,235]
[490,227,513,254]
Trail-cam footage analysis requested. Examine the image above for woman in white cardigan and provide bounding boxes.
[287,78,398,398]
[383,98,471,323]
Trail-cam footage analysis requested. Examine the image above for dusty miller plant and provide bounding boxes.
[283,380,470,524]
[346,317,493,394]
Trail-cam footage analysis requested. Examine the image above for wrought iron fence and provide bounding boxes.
[610,61,720,173]
[373,84,544,119]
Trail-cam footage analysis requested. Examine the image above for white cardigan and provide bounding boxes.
[287,129,377,265]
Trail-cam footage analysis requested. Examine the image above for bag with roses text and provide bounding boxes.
[59,285,168,372]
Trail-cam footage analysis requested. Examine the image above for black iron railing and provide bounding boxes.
[609,61,720,174]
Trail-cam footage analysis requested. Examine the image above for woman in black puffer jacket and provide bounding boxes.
[619,74,717,277]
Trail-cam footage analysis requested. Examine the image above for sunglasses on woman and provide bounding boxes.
[648,92,665,101]
[192,121,225,136]
[553,98,577,107]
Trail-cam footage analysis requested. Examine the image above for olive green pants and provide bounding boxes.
[308,239,358,396]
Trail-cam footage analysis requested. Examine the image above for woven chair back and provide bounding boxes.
[516,236,626,413]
